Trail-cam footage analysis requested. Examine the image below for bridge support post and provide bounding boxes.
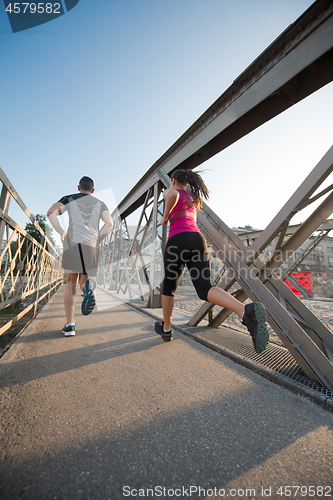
[0,184,11,252]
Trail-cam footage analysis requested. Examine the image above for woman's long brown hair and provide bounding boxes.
[171,169,209,209]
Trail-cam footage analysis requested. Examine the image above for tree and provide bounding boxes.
[25,214,56,249]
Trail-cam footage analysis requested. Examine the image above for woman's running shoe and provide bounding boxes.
[81,279,96,316]
[155,321,172,342]
[242,302,269,354]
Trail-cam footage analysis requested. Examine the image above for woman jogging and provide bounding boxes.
[154,169,269,354]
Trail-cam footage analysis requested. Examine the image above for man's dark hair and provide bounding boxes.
[79,176,94,192]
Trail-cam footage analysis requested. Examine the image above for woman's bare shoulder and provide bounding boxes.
[163,188,179,200]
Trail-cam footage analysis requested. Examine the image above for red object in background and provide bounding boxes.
[284,272,312,296]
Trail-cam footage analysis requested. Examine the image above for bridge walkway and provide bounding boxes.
[1,286,332,500]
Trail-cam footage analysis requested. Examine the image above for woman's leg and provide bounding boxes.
[162,295,174,331]
[207,286,244,318]
[190,261,245,318]
[188,234,268,353]
[160,234,185,331]
[187,233,245,318]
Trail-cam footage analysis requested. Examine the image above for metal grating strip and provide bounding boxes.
[177,324,333,400]
[127,301,333,408]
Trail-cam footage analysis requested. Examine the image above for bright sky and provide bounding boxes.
[1,0,332,235]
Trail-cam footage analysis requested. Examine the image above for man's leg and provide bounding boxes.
[64,273,79,324]
[79,273,88,293]
[80,273,97,315]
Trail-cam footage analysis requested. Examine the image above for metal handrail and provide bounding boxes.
[0,168,63,338]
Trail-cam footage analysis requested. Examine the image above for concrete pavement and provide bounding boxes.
[0,286,332,500]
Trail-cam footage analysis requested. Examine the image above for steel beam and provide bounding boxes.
[235,220,333,241]
[248,146,333,258]
[281,271,312,299]
[118,1,333,219]
[196,213,333,389]
[188,146,333,326]
[191,145,333,311]
[286,229,331,273]
[98,182,166,307]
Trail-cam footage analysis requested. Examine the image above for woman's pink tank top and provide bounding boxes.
[168,189,200,239]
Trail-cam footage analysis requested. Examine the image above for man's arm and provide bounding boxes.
[47,202,67,243]
[99,210,113,242]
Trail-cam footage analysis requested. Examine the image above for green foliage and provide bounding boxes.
[0,301,21,316]
[25,214,56,249]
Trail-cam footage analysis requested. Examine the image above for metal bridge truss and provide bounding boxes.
[0,169,63,341]
[189,148,333,389]
[98,182,168,308]
[283,226,332,298]
[286,227,332,274]
[97,1,333,389]
[235,220,333,299]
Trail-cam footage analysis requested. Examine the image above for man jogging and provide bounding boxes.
[47,176,113,336]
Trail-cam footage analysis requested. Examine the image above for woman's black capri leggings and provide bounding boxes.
[162,231,213,301]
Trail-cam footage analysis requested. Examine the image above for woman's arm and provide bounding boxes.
[160,189,179,226]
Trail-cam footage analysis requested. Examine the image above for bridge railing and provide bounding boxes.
[0,168,63,340]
